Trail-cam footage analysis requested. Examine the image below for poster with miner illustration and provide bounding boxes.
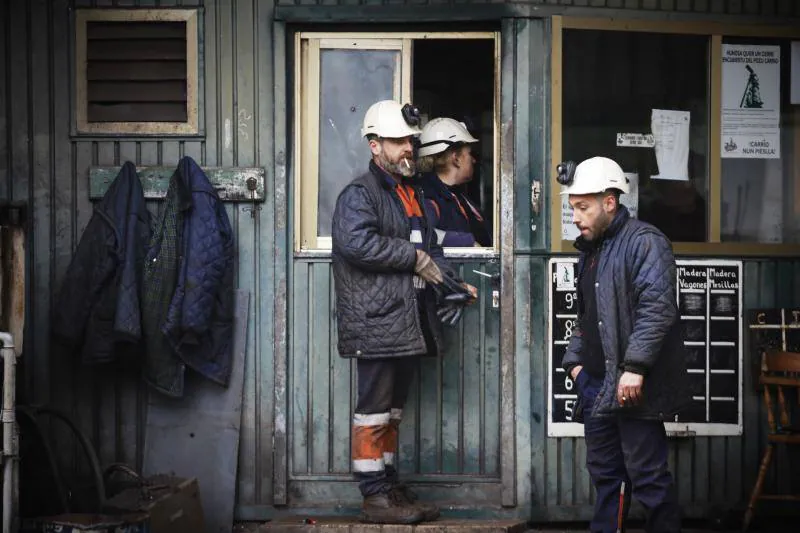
[721,44,781,159]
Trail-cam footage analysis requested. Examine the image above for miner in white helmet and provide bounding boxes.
[559,156,688,533]
[331,100,477,525]
[416,117,490,247]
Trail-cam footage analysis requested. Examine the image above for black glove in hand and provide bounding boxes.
[432,272,475,305]
[437,303,463,327]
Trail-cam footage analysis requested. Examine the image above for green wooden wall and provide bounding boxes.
[2,0,799,523]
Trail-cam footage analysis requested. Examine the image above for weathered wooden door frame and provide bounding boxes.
[270,18,524,510]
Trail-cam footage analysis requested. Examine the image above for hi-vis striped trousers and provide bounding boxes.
[353,409,403,473]
[352,358,417,495]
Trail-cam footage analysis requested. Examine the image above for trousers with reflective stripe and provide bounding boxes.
[352,358,417,496]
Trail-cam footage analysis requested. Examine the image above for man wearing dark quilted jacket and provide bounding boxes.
[560,156,689,533]
[331,100,477,525]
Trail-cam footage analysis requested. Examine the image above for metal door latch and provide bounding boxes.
[473,270,501,308]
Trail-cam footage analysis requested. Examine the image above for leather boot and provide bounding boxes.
[359,491,425,524]
[391,483,440,521]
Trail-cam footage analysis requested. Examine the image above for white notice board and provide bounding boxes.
[547,258,743,438]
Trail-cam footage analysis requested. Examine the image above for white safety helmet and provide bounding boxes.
[361,100,422,139]
[417,117,478,158]
[560,156,630,196]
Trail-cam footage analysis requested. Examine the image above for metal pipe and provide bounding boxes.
[0,332,17,533]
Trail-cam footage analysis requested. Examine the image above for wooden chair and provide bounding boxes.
[742,350,800,531]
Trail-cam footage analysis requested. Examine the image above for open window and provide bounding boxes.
[294,32,500,253]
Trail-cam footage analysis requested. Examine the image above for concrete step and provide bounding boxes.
[257,517,529,532]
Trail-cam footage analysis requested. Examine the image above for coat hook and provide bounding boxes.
[244,176,262,218]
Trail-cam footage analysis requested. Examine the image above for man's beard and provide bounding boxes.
[379,152,415,178]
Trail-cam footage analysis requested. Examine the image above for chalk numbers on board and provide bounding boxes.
[564,318,575,339]
[565,292,576,310]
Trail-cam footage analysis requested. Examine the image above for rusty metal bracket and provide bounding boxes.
[89,166,266,202]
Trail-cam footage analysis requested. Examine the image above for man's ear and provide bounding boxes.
[602,193,617,213]
[368,139,381,156]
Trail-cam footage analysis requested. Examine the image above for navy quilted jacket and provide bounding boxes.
[562,206,691,421]
[331,162,455,359]
[52,162,151,364]
[156,157,235,388]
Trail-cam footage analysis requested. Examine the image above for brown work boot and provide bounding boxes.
[391,483,440,521]
[359,490,426,524]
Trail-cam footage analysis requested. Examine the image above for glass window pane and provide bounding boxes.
[720,38,799,244]
[317,49,398,237]
[562,30,709,243]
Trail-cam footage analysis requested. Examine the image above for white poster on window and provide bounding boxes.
[561,196,580,241]
[721,44,781,159]
[651,109,690,181]
[560,172,639,241]
[620,172,639,219]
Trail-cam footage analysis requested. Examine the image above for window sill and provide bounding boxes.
[294,247,500,260]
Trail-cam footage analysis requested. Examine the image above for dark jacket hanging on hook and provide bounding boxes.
[52,161,151,364]
[142,156,235,397]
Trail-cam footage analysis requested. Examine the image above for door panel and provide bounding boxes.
[287,259,502,507]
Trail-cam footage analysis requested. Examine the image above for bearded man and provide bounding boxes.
[331,100,476,525]
[560,156,689,533]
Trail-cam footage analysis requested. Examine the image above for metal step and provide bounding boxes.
[257,517,529,532]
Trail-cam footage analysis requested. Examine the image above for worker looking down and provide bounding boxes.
[559,156,689,533]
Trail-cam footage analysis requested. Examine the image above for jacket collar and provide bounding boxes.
[422,172,457,200]
[573,205,630,253]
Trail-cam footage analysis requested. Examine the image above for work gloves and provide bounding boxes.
[415,251,475,327]
[414,249,443,284]
[435,273,475,326]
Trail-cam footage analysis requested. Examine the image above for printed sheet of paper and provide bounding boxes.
[651,109,690,181]
[620,172,639,219]
[721,44,781,158]
[561,196,580,241]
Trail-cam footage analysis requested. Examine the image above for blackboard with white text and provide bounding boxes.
[548,258,743,438]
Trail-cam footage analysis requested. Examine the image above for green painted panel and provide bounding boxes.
[89,166,266,202]
[440,267,464,474]
[462,264,487,475]
[291,261,311,476]
[329,279,352,474]
[310,262,332,474]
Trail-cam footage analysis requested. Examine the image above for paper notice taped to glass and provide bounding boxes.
[621,172,639,218]
[651,109,690,181]
[721,44,781,159]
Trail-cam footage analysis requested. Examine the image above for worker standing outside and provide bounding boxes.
[416,117,491,247]
[331,100,477,525]
[559,156,689,533]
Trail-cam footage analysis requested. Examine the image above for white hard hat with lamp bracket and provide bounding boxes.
[361,100,423,139]
[558,156,630,196]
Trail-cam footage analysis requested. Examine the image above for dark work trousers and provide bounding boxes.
[353,356,418,496]
[581,374,682,533]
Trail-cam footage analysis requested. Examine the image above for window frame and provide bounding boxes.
[73,8,200,136]
[293,31,501,254]
[550,16,800,256]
